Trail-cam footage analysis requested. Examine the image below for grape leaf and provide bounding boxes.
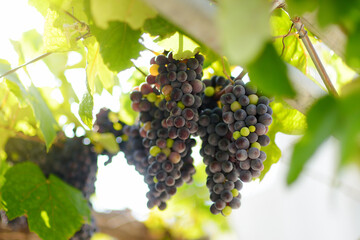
[29,0,89,52]
[0,60,58,149]
[143,15,178,39]
[157,32,201,60]
[286,0,359,27]
[1,162,90,240]
[247,42,296,97]
[84,38,118,94]
[79,92,94,129]
[259,101,306,180]
[270,9,307,73]
[345,22,360,71]
[91,21,144,72]
[287,95,338,184]
[217,0,271,65]
[27,85,59,149]
[90,0,157,30]
[260,132,281,180]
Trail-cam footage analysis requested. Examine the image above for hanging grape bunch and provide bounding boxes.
[99,51,273,215]
[197,74,273,215]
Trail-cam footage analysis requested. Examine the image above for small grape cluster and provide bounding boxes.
[130,79,196,210]
[198,75,273,215]
[220,79,271,182]
[198,107,242,216]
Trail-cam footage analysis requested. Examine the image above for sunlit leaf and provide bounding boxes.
[2,162,90,240]
[90,0,157,30]
[157,32,200,60]
[270,9,307,73]
[143,15,178,39]
[91,21,144,72]
[79,92,94,129]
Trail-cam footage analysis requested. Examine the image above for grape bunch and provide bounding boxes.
[220,79,272,182]
[198,107,242,216]
[148,52,205,140]
[196,74,273,215]
[130,79,196,210]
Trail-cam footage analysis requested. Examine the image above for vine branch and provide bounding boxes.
[0,52,53,79]
[292,17,338,97]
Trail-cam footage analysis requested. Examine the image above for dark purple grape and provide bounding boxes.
[177,71,188,82]
[229,198,241,209]
[251,159,264,171]
[222,112,235,124]
[234,109,247,121]
[236,149,248,161]
[248,147,260,159]
[182,94,195,107]
[246,104,257,115]
[213,172,225,183]
[213,183,224,194]
[220,190,233,202]
[238,95,250,106]
[258,135,270,146]
[239,170,252,182]
[247,132,258,143]
[258,113,272,126]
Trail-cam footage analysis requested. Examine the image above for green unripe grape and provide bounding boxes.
[233,131,241,140]
[153,177,158,183]
[166,139,174,148]
[162,148,171,157]
[249,125,256,132]
[230,101,242,112]
[251,142,261,150]
[222,206,232,216]
[177,101,185,109]
[204,86,215,97]
[147,92,157,102]
[150,146,161,156]
[231,189,239,197]
[240,127,250,137]
[249,94,259,104]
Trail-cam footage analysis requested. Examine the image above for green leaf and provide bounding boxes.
[90,0,157,30]
[91,21,144,72]
[217,0,271,65]
[271,101,307,135]
[345,22,360,71]
[270,9,307,73]
[287,95,338,184]
[0,60,58,149]
[286,0,360,27]
[31,0,89,52]
[27,85,59,149]
[157,32,200,60]
[79,92,94,129]
[143,15,178,39]
[84,38,118,94]
[2,162,90,240]
[260,132,281,180]
[88,132,120,154]
[259,101,306,180]
[247,42,296,97]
